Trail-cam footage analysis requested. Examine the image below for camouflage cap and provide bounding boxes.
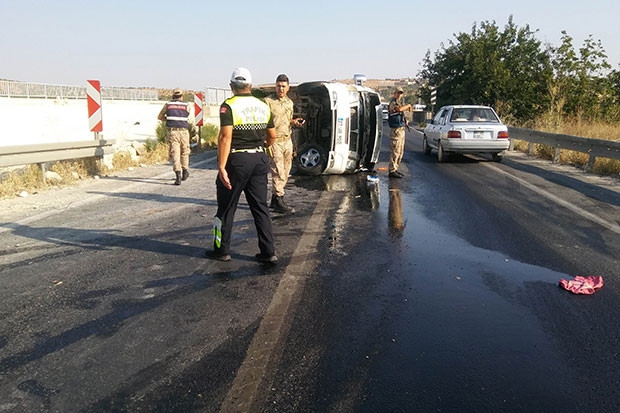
[172,88,183,97]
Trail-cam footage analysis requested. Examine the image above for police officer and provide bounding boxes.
[158,88,191,185]
[264,74,303,214]
[206,67,278,263]
[387,86,412,178]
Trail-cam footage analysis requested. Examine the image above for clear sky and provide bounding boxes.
[1,0,619,90]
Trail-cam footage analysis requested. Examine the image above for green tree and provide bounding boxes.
[611,68,620,101]
[420,16,551,123]
[608,68,620,121]
[548,31,612,122]
[544,32,576,125]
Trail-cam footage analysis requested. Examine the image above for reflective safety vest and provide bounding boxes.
[225,95,271,149]
[226,95,271,128]
[165,100,189,128]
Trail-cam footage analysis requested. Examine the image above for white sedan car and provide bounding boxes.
[423,105,510,162]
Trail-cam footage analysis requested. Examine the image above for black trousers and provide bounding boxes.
[214,152,275,256]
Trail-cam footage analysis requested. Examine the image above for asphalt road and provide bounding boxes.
[262,130,620,413]
[1,127,619,412]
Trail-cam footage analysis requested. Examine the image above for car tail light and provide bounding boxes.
[498,131,509,139]
[447,131,461,139]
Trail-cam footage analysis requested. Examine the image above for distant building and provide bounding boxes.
[376,80,396,88]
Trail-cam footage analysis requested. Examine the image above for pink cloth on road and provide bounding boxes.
[559,275,604,295]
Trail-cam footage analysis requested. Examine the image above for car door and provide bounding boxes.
[428,108,448,147]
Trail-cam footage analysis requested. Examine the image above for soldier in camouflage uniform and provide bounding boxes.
[387,86,412,178]
[158,88,192,185]
[264,74,304,214]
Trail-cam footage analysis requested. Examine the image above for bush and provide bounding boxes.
[156,121,168,144]
[144,137,158,152]
[199,123,219,149]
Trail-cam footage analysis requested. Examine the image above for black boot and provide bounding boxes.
[269,194,277,209]
[182,168,189,181]
[174,171,182,185]
[273,196,294,214]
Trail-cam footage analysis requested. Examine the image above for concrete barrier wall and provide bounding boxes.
[0,97,220,150]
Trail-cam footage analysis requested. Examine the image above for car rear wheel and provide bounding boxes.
[422,135,432,155]
[297,144,326,175]
[491,153,503,162]
[437,143,448,163]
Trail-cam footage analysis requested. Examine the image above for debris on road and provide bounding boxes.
[559,275,604,295]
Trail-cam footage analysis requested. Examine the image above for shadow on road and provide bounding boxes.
[85,190,220,208]
[502,158,620,207]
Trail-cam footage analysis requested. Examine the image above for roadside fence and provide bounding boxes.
[1,80,232,104]
[0,80,158,101]
[204,87,232,105]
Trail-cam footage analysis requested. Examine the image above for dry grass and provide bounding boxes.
[0,165,46,198]
[140,142,171,163]
[0,158,106,199]
[533,118,620,141]
[52,158,101,181]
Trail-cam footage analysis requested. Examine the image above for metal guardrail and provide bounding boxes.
[0,80,158,100]
[508,127,620,172]
[0,140,116,168]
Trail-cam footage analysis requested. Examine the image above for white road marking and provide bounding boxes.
[220,182,339,413]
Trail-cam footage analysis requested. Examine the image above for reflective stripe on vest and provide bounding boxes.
[225,95,270,130]
[166,101,189,128]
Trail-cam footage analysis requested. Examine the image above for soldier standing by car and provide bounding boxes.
[207,67,278,263]
[387,86,412,178]
[158,88,192,185]
[264,74,304,214]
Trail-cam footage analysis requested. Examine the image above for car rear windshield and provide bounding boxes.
[450,108,499,122]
